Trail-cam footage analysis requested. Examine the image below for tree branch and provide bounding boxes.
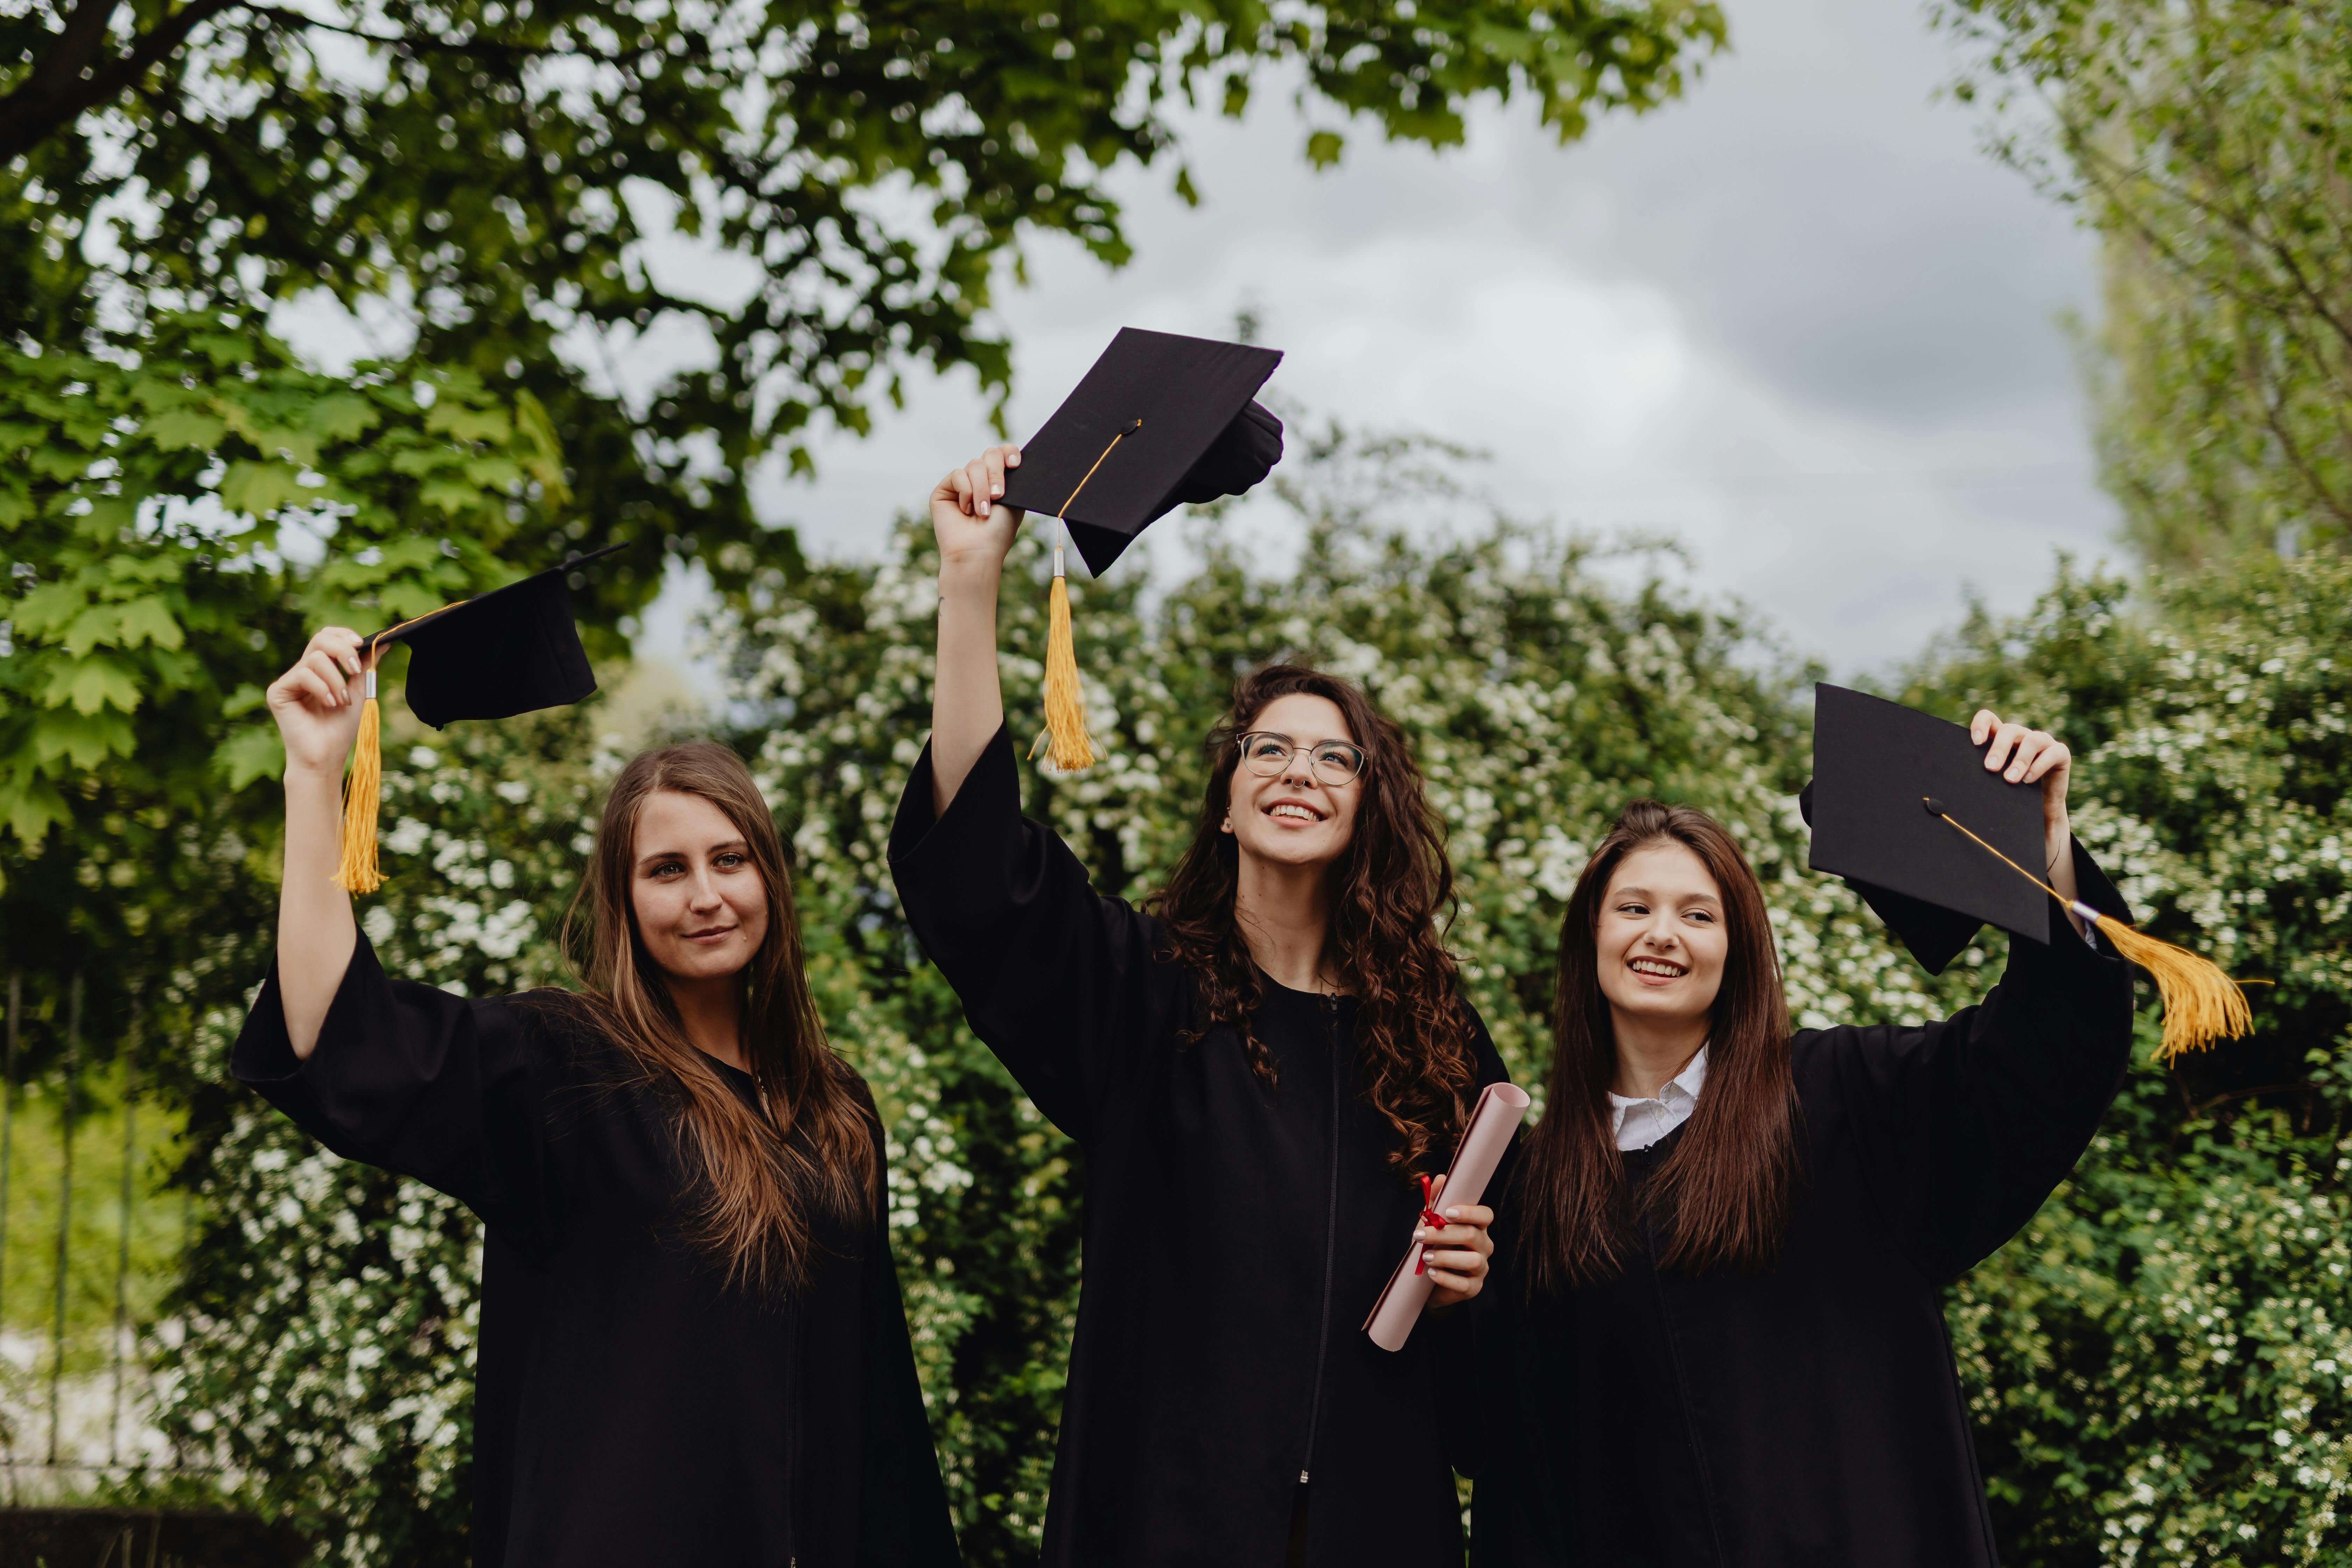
[0,0,246,164]
[0,0,637,167]
[240,4,636,64]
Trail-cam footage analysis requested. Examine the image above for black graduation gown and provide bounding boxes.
[889,727,1510,1568]
[231,933,960,1568]
[1466,841,2137,1568]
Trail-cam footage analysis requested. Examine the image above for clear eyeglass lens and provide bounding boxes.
[1311,747,1366,784]
[1238,733,1364,784]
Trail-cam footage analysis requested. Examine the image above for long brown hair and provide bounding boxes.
[558,741,875,1293]
[1146,665,1476,1176]
[1518,799,1799,1292]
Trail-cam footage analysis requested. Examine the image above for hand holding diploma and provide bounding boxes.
[1366,1080,1532,1348]
[1418,1174,1494,1307]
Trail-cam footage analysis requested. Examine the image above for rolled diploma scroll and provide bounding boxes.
[1362,1080,1532,1352]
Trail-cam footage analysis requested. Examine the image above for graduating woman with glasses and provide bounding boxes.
[891,444,1511,1568]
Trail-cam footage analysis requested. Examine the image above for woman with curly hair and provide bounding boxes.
[891,444,1510,1567]
[236,629,958,1567]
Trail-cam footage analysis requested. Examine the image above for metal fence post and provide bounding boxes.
[111,989,140,1470]
[0,970,18,1322]
[47,969,80,1468]
[1,971,15,1501]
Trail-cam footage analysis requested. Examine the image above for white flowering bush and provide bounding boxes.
[1917,556,2352,1564]
[156,434,2352,1566]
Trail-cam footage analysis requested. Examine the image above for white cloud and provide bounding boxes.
[630,0,2125,680]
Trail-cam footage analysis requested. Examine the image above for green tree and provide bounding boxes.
[1937,0,2352,566]
[0,318,570,1129]
[2,0,1729,607]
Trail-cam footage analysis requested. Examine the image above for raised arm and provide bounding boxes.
[929,443,1024,816]
[1829,711,2134,1278]
[264,626,371,1058]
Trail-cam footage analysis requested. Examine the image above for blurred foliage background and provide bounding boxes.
[6,0,2352,1561]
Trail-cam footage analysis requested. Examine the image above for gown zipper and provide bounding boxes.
[1298,992,1343,1486]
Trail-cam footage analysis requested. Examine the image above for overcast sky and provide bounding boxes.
[619,0,2119,680]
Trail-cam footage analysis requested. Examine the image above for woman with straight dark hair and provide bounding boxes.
[890,445,1510,1568]
[1470,713,2136,1567]
[234,628,958,1567]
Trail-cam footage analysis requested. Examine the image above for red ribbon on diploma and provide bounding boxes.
[1414,1174,1447,1276]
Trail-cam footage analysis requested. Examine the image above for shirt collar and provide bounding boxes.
[1606,1042,1710,1114]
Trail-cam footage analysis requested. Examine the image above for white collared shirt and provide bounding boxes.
[1608,1045,1709,1152]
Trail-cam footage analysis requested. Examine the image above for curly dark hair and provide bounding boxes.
[1144,664,1476,1176]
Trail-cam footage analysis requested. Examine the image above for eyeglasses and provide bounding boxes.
[1236,731,1368,786]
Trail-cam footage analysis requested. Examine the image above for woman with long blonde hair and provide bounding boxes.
[236,628,957,1567]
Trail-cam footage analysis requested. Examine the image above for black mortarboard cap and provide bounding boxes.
[362,543,617,727]
[1801,682,2051,973]
[1000,327,1285,575]
[335,545,618,892]
[1805,682,2256,1059]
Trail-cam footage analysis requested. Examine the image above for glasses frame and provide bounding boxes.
[1234,730,1369,787]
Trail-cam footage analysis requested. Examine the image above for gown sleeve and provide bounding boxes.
[231,929,572,1252]
[1811,838,2138,1281]
[888,724,1166,1147]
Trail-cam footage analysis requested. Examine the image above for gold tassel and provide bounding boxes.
[335,666,385,894]
[1030,537,1099,772]
[1924,798,2252,1062]
[2079,911,2252,1062]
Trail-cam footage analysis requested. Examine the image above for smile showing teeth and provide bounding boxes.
[1629,957,1686,978]
[1268,803,1322,822]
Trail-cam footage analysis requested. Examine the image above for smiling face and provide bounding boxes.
[1220,691,1362,873]
[1594,839,1729,1034]
[630,788,771,986]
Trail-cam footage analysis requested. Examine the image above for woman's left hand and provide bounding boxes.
[1418,1174,1494,1308]
[1970,708,2084,928]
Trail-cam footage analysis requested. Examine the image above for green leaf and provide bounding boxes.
[308,393,379,444]
[114,594,187,651]
[425,402,511,444]
[419,477,489,514]
[29,708,136,769]
[147,406,231,451]
[44,655,143,715]
[218,461,313,518]
[214,724,287,791]
[8,581,89,638]
[1305,130,1346,168]
[0,775,70,848]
